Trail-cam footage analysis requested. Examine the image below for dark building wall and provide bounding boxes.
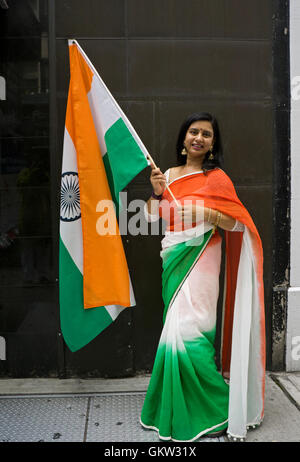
[0,0,57,377]
[0,0,288,377]
[271,0,290,371]
[53,0,275,377]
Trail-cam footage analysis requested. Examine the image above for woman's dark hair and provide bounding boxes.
[176,112,224,171]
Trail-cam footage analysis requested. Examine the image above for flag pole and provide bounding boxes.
[146,154,180,207]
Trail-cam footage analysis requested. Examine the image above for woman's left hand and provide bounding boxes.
[177,204,206,224]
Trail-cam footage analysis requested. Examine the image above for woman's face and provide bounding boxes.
[183,120,214,159]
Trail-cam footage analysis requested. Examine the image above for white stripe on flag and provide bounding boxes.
[87,80,118,158]
[60,128,83,275]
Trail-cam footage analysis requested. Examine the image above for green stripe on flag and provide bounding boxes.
[59,238,113,352]
[104,117,149,203]
[102,153,121,215]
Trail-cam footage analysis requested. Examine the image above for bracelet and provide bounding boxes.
[214,211,222,227]
[207,208,212,223]
[151,191,163,200]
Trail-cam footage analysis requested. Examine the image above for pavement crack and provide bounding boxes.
[83,397,91,442]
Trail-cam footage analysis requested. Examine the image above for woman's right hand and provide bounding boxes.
[150,162,166,196]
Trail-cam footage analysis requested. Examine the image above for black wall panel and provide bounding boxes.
[126,0,272,39]
[0,0,55,377]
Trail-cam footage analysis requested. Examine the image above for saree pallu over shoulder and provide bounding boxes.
[160,168,266,440]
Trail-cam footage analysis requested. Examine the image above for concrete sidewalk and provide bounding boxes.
[0,372,299,442]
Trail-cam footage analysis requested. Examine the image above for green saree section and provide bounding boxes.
[140,230,229,441]
[140,333,229,441]
[161,230,213,323]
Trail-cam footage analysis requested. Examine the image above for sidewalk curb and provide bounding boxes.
[270,373,300,412]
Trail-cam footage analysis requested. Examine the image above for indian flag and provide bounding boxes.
[59,40,149,352]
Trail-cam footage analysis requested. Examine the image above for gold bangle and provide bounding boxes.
[213,210,218,225]
[207,208,212,223]
[214,211,222,227]
[218,212,222,227]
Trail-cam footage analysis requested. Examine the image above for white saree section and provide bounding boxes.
[161,224,220,342]
[161,221,214,250]
[226,226,264,439]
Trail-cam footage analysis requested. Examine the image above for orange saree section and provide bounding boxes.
[221,231,243,374]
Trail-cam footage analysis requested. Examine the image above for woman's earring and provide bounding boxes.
[208,147,214,160]
[181,147,187,155]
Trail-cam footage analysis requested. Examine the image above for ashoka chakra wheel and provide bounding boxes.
[60,171,81,222]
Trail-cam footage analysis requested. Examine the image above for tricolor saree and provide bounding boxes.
[140,168,265,441]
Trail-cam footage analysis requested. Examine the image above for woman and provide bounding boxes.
[140,112,266,442]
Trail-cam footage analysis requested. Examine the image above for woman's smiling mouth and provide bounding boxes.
[192,144,204,150]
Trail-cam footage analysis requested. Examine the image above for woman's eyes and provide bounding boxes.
[189,130,211,137]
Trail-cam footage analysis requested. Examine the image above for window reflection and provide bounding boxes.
[0,0,51,286]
